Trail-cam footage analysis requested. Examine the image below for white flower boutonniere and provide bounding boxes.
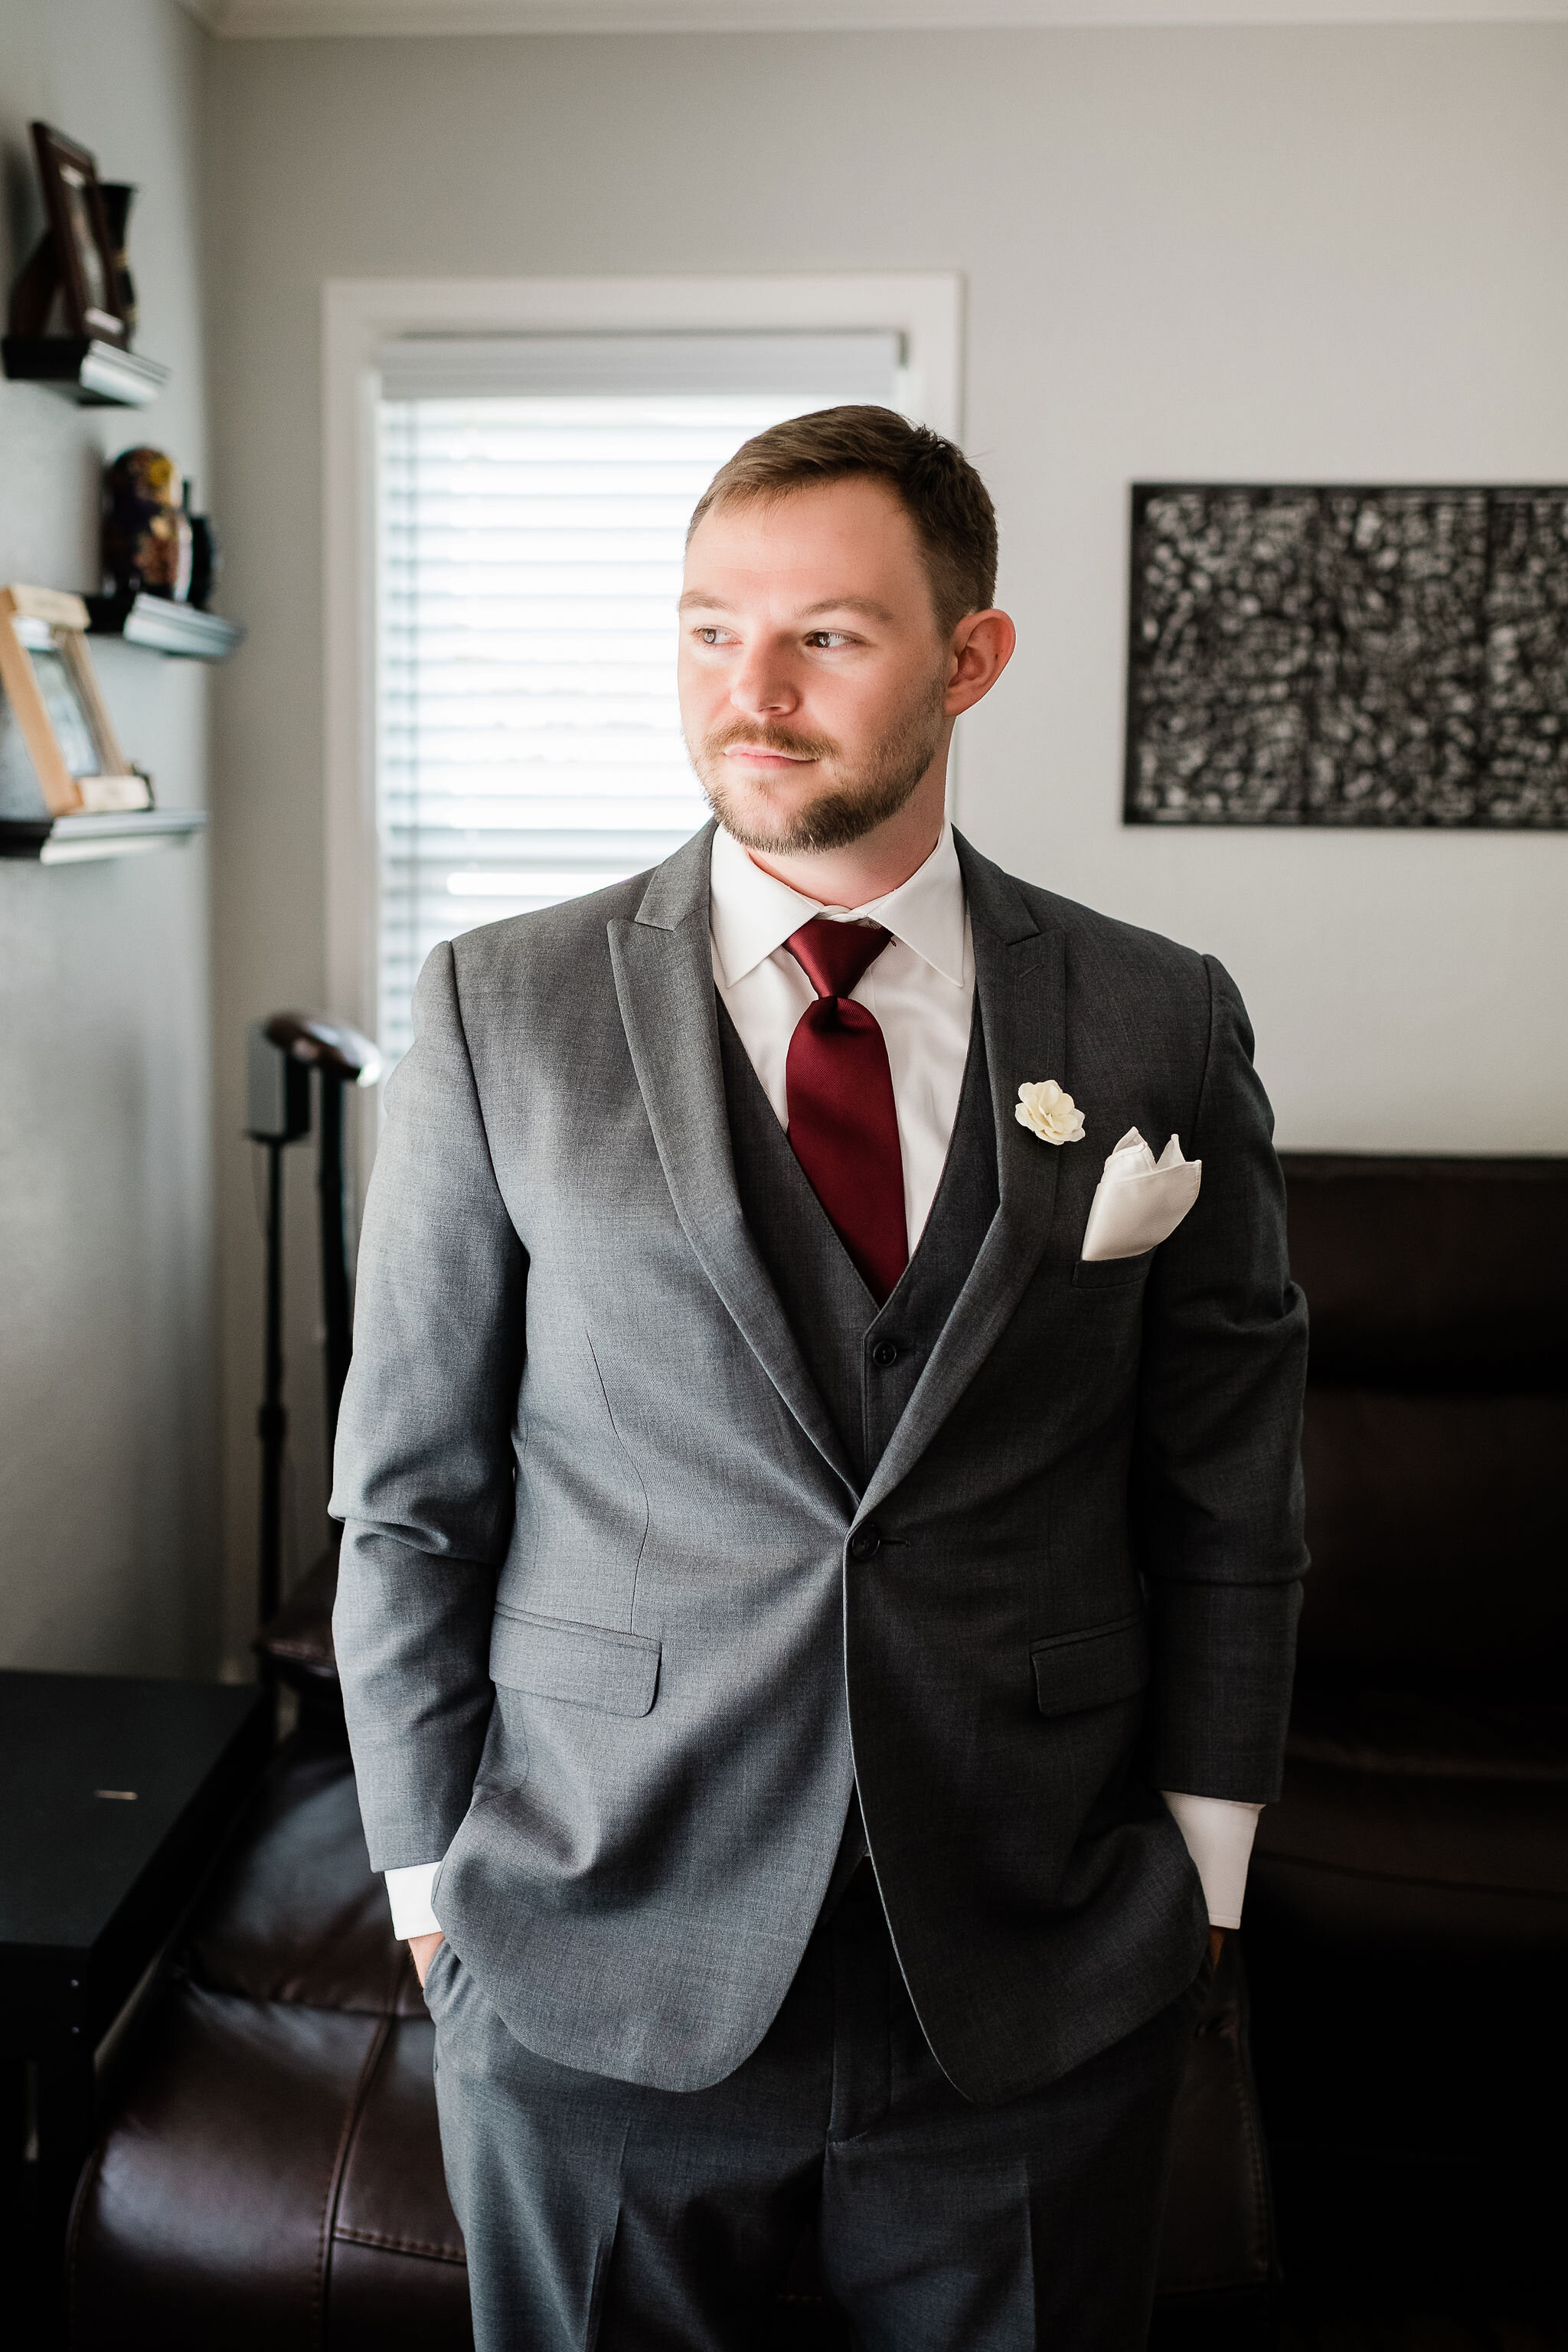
[1014,1080,1086,1146]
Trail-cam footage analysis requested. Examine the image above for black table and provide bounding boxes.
[0,1669,272,2334]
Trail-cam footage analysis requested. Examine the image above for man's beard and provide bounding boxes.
[691,677,946,858]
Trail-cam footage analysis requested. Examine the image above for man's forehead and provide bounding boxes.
[680,478,931,626]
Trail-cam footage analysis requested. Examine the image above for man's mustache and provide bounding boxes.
[700,720,839,764]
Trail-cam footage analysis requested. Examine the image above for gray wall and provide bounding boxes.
[0,0,218,1674]
[203,23,1568,1669]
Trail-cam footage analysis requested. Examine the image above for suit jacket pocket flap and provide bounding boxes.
[489,1609,661,1718]
[1031,1612,1149,1717]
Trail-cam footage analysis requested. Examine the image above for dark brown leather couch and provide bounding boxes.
[72,1150,1568,2342]
[1246,1154,1568,2314]
[113,1163,1568,2346]
[69,1151,1568,2343]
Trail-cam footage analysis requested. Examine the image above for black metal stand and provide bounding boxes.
[317,1070,352,1457]
[257,1135,287,1628]
[247,1011,380,1641]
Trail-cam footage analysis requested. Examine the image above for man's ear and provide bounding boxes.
[945,609,1017,718]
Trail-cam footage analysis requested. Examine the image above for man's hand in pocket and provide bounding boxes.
[410,1931,444,1987]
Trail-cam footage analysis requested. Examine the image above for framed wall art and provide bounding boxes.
[0,586,150,819]
[28,122,128,348]
[1124,484,1568,828]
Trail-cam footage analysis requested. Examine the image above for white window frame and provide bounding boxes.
[322,273,965,1127]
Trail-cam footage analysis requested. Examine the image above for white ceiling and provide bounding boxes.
[177,0,1568,37]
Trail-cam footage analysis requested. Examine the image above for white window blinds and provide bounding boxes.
[374,331,903,1057]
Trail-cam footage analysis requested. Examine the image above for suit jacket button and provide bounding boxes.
[848,1525,881,1563]
[871,1339,899,1368]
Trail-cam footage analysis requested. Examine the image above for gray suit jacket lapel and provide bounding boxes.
[608,824,859,1499]
[861,833,1066,1518]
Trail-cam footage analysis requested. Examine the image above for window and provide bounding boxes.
[373,332,903,1056]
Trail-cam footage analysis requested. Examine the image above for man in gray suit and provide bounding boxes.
[334,407,1307,2350]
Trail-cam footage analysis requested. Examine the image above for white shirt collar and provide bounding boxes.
[709,819,967,991]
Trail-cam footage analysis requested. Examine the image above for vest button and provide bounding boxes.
[848,1525,882,1563]
[871,1339,899,1368]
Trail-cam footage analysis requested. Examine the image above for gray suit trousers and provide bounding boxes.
[427,1867,1210,2352]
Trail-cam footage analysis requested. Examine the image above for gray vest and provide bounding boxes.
[717,995,1000,1487]
[718,992,1001,1903]
[719,992,1001,1909]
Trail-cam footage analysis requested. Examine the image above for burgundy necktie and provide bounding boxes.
[784,918,909,1304]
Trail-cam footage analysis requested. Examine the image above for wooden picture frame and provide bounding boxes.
[0,586,150,817]
[29,122,127,348]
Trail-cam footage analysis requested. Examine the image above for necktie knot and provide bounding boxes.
[786,917,893,1004]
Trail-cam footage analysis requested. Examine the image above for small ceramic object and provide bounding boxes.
[103,446,192,601]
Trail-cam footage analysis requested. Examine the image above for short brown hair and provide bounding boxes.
[687,404,998,637]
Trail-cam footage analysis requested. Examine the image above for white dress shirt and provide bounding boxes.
[708,818,974,1252]
[384,822,1260,1940]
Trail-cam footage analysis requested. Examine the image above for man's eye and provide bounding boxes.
[805,631,850,648]
[696,626,730,646]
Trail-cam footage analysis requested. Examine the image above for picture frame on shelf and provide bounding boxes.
[28,122,127,348]
[0,586,151,819]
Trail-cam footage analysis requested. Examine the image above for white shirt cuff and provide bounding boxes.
[1159,1792,1263,1930]
[384,1861,443,1939]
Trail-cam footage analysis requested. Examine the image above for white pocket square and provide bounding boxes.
[1080,1128,1201,1263]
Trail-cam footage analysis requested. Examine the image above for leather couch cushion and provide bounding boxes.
[1285,1681,1568,1781]
[70,1984,470,2350]
[1280,1154,1568,1392]
[1296,1386,1566,1675]
[70,1738,472,2350]
[185,1743,423,2017]
[1250,1740,1568,1956]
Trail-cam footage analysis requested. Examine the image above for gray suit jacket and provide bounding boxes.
[332,825,1308,2104]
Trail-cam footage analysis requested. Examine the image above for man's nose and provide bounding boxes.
[729,642,799,717]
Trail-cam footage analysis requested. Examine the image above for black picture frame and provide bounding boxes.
[1122,482,1568,830]
[29,122,127,348]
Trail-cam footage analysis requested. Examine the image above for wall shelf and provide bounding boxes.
[1,335,169,408]
[86,593,246,662]
[0,808,207,864]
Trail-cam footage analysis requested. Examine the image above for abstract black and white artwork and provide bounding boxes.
[1124,485,1568,827]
